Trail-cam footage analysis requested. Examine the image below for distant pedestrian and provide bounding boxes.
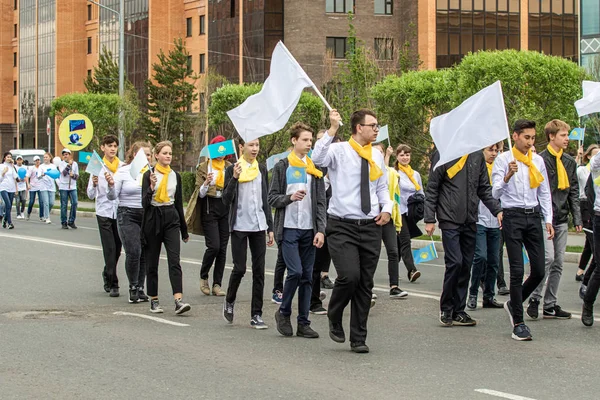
[26,156,43,221]
[14,155,27,220]
[0,152,17,229]
[58,148,79,229]
[39,153,58,224]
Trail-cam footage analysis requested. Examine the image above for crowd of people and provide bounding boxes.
[3,109,600,352]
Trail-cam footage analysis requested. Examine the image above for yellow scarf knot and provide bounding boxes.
[397,163,421,191]
[238,157,259,183]
[211,159,225,188]
[511,148,544,189]
[287,151,323,178]
[103,156,120,174]
[546,145,569,190]
[446,155,468,179]
[348,137,383,181]
[154,163,172,203]
[486,162,493,184]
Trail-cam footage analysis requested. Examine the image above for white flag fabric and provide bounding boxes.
[226,41,314,143]
[129,148,149,180]
[575,80,600,117]
[431,80,509,169]
[375,125,389,143]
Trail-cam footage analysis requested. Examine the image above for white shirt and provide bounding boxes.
[150,169,177,207]
[87,162,121,219]
[588,155,600,212]
[40,164,58,192]
[58,160,79,190]
[311,133,393,219]
[0,163,17,193]
[106,165,143,209]
[27,165,42,192]
[577,165,590,199]
[492,151,553,224]
[397,168,424,215]
[233,164,268,232]
[284,159,313,230]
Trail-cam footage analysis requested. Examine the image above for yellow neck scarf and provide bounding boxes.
[512,148,544,189]
[287,151,323,178]
[546,145,569,190]
[397,163,421,191]
[154,163,172,203]
[348,137,383,181]
[486,162,493,184]
[447,155,468,179]
[238,157,259,183]
[103,156,120,174]
[211,159,225,188]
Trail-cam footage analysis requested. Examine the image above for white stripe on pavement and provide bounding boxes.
[113,311,189,327]
[474,389,537,400]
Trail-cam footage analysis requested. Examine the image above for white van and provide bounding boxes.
[9,149,46,166]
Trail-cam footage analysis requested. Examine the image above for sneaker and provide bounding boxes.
[45,219,51,224]
[16,214,23,219]
[297,324,319,339]
[482,298,504,309]
[175,298,191,315]
[150,299,163,313]
[328,320,345,343]
[321,275,334,289]
[68,222,77,229]
[26,214,30,221]
[466,295,477,310]
[200,279,210,296]
[250,314,268,329]
[1,219,5,228]
[8,223,14,229]
[497,286,510,296]
[504,300,514,328]
[128,287,139,303]
[439,311,453,327]
[39,218,45,222]
[582,302,594,327]
[580,284,587,301]
[271,290,283,305]
[319,291,327,301]
[275,310,293,336]
[310,306,328,315]
[61,223,68,229]
[102,272,109,293]
[512,323,533,341]
[350,341,370,353]
[370,294,376,308]
[212,284,226,296]
[137,288,149,302]
[526,298,539,320]
[109,287,119,298]
[389,287,408,299]
[543,305,571,319]
[223,300,234,324]
[408,269,421,282]
[453,312,477,326]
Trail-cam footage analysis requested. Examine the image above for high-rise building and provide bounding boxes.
[581,0,600,72]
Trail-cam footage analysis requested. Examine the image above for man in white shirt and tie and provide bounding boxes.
[312,109,392,354]
[492,119,553,341]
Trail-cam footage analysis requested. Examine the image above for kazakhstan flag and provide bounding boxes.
[412,243,438,265]
[207,140,236,159]
[286,166,307,184]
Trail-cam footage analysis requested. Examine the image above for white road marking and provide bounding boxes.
[113,311,189,327]
[474,389,537,400]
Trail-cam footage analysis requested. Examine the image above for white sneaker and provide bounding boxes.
[26,214,30,221]
[16,215,23,219]
[45,219,52,224]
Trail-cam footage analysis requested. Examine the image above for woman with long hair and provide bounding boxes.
[39,152,58,224]
[142,141,191,315]
[0,152,17,229]
[26,156,43,221]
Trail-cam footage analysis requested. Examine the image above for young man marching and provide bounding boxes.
[222,138,274,329]
[492,120,553,341]
[527,120,581,320]
[269,122,327,339]
[58,148,79,229]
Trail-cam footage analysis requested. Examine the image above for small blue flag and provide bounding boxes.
[286,166,307,184]
[412,243,438,264]
[522,246,529,265]
[267,150,291,171]
[569,128,585,141]
[375,125,389,143]
[79,151,92,164]
[86,150,105,177]
[207,140,236,159]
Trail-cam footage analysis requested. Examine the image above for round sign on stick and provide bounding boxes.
[58,114,94,151]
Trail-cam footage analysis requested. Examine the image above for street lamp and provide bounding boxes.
[87,0,125,160]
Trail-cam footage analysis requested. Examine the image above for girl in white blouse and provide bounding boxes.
[0,152,17,229]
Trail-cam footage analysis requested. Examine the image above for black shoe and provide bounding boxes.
[102,272,109,293]
[408,269,421,282]
[543,305,571,319]
[350,341,369,353]
[482,298,504,309]
[68,223,77,229]
[439,311,453,327]
[580,284,587,301]
[504,300,514,328]
[61,223,68,230]
[526,298,539,320]
[297,324,319,338]
[137,288,149,302]
[466,295,477,310]
[223,300,234,324]
[150,299,163,313]
[309,306,328,315]
[453,312,477,326]
[497,286,510,296]
[275,309,293,336]
[328,320,346,343]
[389,287,408,298]
[582,303,594,327]
[512,323,532,341]
[128,287,139,303]
[109,287,119,297]
[175,298,191,315]
[321,275,334,289]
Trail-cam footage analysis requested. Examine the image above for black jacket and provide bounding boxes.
[407,193,425,238]
[267,159,327,243]
[539,150,582,226]
[424,152,501,229]
[222,162,274,233]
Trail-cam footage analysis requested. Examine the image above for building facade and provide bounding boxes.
[581,0,600,72]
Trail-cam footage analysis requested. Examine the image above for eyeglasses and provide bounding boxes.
[360,123,380,131]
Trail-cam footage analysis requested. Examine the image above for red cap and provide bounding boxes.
[210,135,226,145]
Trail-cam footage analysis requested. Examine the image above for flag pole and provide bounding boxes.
[497,81,514,159]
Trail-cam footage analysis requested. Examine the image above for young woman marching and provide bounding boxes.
[0,152,17,229]
[141,141,191,315]
[26,156,43,221]
[39,153,58,224]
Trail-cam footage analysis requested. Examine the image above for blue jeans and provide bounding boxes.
[39,191,55,220]
[469,224,501,300]
[0,191,14,224]
[280,228,316,325]
[59,189,78,225]
[27,191,42,218]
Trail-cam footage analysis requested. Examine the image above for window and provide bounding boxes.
[199,53,205,73]
[14,24,17,38]
[200,15,206,35]
[200,93,206,112]
[326,0,354,13]
[87,37,92,54]
[87,69,92,77]
[186,17,192,37]
[375,0,393,14]
[187,56,193,73]
[14,0,17,10]
[326,37,349,59]
[13,81,17,96]
[13,109,17,124]
[13,52,17,67]
[231,0,236,18]
[375,38,393,60]
[87,4,92,21]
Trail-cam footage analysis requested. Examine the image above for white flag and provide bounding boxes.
[431,80,509,169]
[226,41,313,142]
[375,125,389,143]
[575,80,600,117]
[129,148,148,180]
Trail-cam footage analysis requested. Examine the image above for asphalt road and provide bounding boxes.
[1,214,599,400]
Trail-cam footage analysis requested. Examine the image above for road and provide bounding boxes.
[1,215,599,400]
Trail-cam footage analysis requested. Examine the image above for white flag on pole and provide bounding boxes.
[375,125,389,143]
[575,80,600,117]
[431,80,509,169]
[129,147,149,180]
[226,41,314,143]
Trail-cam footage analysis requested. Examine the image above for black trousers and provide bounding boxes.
[97,215,122,289]
[311,236,331,310]
[496,234,507,288]
[398,214,417,274]
[272,246,286,293]
[226,230,266,317]
[584,215,600,305]
[200,215,229,286]
[440,224,477,314]
[381,221,400,287]
[144,206,184,297]
[327,217,382,343]
[580,200,595,272]
[502,210,546,324]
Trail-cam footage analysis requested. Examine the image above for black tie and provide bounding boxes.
[361,158,370,215]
